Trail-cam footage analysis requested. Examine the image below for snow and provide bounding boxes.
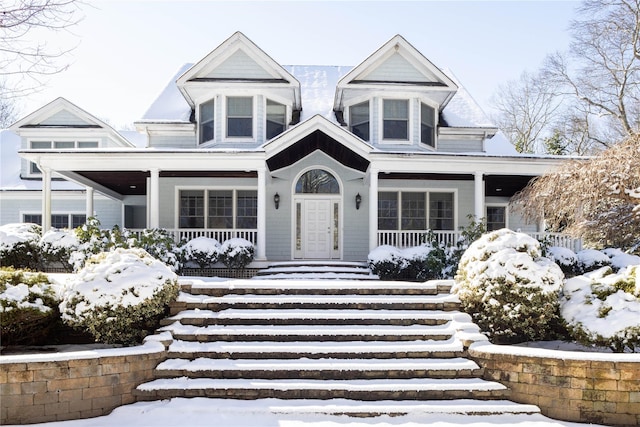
[176,292,459,305]
[0,222,40,249]
[0,282,51,313]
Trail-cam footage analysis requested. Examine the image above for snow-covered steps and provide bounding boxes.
[254,261,378,280]
[135,377,508,401]
[165,338,465,359]
[154,357,482,380]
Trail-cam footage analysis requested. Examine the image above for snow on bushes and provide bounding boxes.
[59,248,179,345]
[0,223,42,269]
[219,238,255,269]
[181,236,220,268]
[562,265,640,352]
[576,249,611,272]
[453,229,565,343]
[0,268,60,345]
[39,228,80,272]
[130,228,181,272]
[368,244,446,281]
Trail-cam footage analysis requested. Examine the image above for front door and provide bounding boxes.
[304,199,332,259]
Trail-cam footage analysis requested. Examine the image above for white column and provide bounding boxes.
[85,186,94,220]
[41,167,52,232]
[474,171,484,221]
[369,168,379,251]
[149,169,160,229]
[256,168,267,260]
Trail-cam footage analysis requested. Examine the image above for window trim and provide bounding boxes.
[265,98,288,140]
[485,203,509,231]
[380,98,412,144]
[175,186,259,230]
[377,188,458,231]
[349,100,370,141]
[27,140,99,176]
[198,97,216,145]
[224,95,255,141]
[420,101,437,149]
[21,212,87,229]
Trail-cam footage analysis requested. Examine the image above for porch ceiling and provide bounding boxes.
[266,129,370,172]
[381,173,534,197]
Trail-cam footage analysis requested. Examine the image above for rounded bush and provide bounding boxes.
[219,238,254,269]
[0,223,42,270]
[547,246,579,277]
[40,228,80,272]
[368,245,404,280]
[576,249,611,274]
[453,229,565,343]
[59,248,179,345]
[181,236,220,268]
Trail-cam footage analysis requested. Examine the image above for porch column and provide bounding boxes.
[149,168,160,229]
[256,168,266,260]
[41,166,52,232]
[85,186,94,220]
[369,168,379,251]
[474,171,484,221]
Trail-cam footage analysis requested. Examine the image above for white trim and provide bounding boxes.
[379,98,413,145]
[21,211,87,228]
[376,187,459,232]
[174,186,258,230]
[26,139,100,178]
[223,95,256,143]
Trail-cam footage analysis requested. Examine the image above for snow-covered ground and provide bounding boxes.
[2,397,606,427]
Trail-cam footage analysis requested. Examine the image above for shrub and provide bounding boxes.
[401,244,446,281]
[131,228,181,272]
[0,223,42,270]
[59,248,179,345]
[547,246,579,277]
[219,238,254,269]
[562,265,640,352]
[39,228,80,272]
[444,217,487,278]
[181,236,220,269]
[368,245,405,280]
[453,229,565,343]
[576,249,611,274]
[0,268,60,345]
[602,248,640,271]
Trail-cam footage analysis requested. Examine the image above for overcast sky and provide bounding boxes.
[17,0,580,129]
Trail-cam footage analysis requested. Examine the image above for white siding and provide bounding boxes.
[41,110,92,126]
[148,134,196,148]
[362,53,436,83]
[437,138,483,153]
[206,49,273,79]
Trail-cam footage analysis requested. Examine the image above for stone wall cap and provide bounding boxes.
[469,342,640,363]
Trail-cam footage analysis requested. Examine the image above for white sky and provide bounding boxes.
[17,0,579,129]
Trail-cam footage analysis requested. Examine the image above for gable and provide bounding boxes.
[39,109,96,127]
[204,49,274,80]
[355,52,442,84]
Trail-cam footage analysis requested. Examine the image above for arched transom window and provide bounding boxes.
[295,169,340,194]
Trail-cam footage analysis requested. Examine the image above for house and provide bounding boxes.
[2,32,573,264]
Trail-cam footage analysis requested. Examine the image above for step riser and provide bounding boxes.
[135,388,508,401]
[175,302,461,311]
[183,288,448,296]
[170,333,453,342]
[162,317,452,326]
[154,369,483,380]
[167,351,465,360]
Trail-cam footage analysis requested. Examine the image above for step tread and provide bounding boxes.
[167,308,470,322]
[138,377,506,392]
[156,357,480,372]
[177,292,459,304]
[182,278,453,291]
[160,322,456,338]
[168,337,464,355]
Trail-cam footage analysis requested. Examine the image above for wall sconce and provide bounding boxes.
[274,193,280,210]
[355,193,362,210]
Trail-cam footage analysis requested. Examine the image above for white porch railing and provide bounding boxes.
[377,230,583,252]
[130,228,258,245]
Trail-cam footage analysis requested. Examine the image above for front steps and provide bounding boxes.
[254,261,378,280]
[136,277,540,417]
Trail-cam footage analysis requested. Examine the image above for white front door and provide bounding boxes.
[304,199,332,259]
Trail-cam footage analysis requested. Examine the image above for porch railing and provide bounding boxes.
[129,228,258,245]
[377,230,583,252]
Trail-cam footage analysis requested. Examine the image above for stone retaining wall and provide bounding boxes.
[469,343,640,427]
[0,339,167,425]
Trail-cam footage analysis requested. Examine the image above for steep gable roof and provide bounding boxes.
[176,32,301,109]
[334,35,458,111]
[11,97,135,147]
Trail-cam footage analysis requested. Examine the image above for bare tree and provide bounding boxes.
[544,0,640,145]
[511,133,640,251]
[490,70,563,153]
[0,0,82,100]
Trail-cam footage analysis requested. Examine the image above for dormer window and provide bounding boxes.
[266,99,286,139]
[28,140,99,175]
[383,99,409,141]
[350,101,369,141]
[421,102,436,147]
[227,96,253,138]
[199,99,215,144]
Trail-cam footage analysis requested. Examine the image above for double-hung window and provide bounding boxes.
[421,102,436,147]
[378,191,455,231]
[266,100,286,139]
[383,99,409,141]
[179,189,258,229]
[486,206,507,231]
[350,101,370,141]
[199,99,215,144]
[227,97,253,138]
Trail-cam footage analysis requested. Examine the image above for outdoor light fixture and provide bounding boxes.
[355,193,362,210]
[274,193,280,209]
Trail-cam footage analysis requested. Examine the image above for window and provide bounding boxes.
[421,103,436,147]
[486,206,507,231]
[429,192,454,230]
[378,192,398,230]
[199,99,215,144]
[22,214,86,228]
[28,140,99,175]
[266,100,286,139]
[227,97,253,138]
[383,99,409,140]
[178,189,257,229]
[378,191,455,230]
[295,169,340,194]
[350,101,370,141]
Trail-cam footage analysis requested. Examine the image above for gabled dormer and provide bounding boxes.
[334,35,458,150]
[11,97,134,178]
[176,32,301,147]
